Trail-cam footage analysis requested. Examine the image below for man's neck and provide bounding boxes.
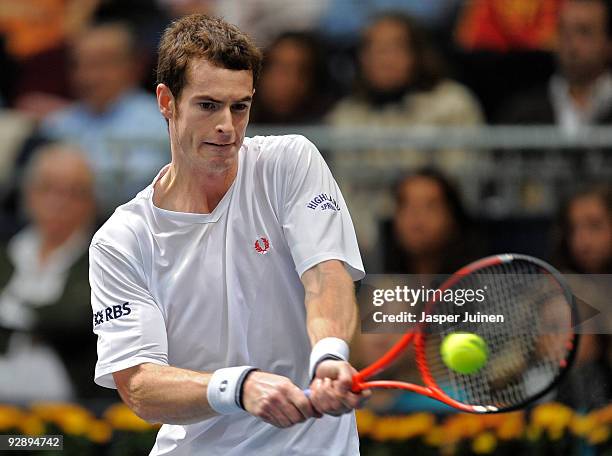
[153,161,237,214]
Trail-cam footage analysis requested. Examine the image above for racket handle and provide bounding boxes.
[303,388,311,398]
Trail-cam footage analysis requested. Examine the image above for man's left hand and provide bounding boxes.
[308,360,371,416]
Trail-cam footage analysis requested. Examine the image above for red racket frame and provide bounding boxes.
[350,254,578,414]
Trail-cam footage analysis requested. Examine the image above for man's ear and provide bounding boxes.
[156,83,175,120]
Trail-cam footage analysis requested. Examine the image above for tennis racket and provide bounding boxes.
[312,254,579,414]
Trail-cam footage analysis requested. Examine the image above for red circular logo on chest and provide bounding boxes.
[254,237,270,254]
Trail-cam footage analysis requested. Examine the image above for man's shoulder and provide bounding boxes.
[243,135,324,185]
[246,134,319,167]
[91,192,151,259]
[247,134,314,153]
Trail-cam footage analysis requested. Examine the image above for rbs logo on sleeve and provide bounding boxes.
[94,302,132,327]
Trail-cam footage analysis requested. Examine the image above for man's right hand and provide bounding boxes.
[242,371,322,428]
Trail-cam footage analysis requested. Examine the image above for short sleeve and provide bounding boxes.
[279,136,365,280]
[90,242,168,389]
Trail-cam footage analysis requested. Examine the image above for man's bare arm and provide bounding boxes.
[301,260,368,415]
[113,363,318,427]
[113,363,215,425]
[301,259,358,345]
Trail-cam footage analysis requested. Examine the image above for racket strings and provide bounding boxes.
[419,260,574,410]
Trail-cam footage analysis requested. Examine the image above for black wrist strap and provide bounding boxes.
[236,368,260,410]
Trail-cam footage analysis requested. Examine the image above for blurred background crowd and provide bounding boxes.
[0,0,610,418]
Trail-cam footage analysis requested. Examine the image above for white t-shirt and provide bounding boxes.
[90,135,365,455]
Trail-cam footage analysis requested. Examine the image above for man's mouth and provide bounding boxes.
[204,141,233,147]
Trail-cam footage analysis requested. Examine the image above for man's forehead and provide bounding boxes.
[184,58,254,96]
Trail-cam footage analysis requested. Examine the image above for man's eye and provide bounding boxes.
[232,104,248,112]
[199,102,216,111]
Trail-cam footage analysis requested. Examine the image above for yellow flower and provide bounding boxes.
[0,405,24,431]
[355,409,377,436]
[496,413,525,441]
[369,417,396,442]
[546,424,565,441]
[393,413,435,440]
[570,414,598,437]
[58,410,94,436]
[18,415,45,436]
[587,425,610,446]
[472,432,497,454]
[591,404,612,425]
[532,402,573,430]
[87,419,113,444]
[442,413,484,442]
[104,403,154,432]
[526,423,543,441]
[30,402,95,436]
[423,426,445,447]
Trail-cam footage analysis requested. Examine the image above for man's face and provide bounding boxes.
[162,58,253,175]
[557,0,610,85]
[72,26,138,112]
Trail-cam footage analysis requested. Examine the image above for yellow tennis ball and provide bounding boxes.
[440,333,488,375]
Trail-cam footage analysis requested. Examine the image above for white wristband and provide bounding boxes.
[309,337,349,379]
[207,366,257,415]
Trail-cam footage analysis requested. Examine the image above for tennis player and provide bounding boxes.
[90,14,368,455]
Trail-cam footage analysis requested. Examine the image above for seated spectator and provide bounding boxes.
[499,0,612,131]
[350,169,484,414]
[250,31,334,125]
[552,185,612,409]
[39,21,168,214]
[0,143,113,402]
[385,168,483,274]
[326,13,484,254]
[0,0,101,115]
[319,0,462,44]
[327,13,483,135]
[554,185,612,274]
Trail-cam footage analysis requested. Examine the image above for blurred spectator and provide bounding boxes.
[455,0,561,52]
[551,185,612,409]
[384,168,483,274]
[91,0,171,91]
[213,0,328,46]
[319,0,462,43]
[328,13,483,130]
[0,0,101,115]
[0,144,110,402]
[327,13,483,256]
[554,185,612,274]
[157,0,217,18]
[351,169,483,413]
[250,32,334,125]
[38,21,168,213]
[499,0,612,131]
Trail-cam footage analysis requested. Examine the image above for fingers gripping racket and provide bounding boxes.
[329,254,578,413]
